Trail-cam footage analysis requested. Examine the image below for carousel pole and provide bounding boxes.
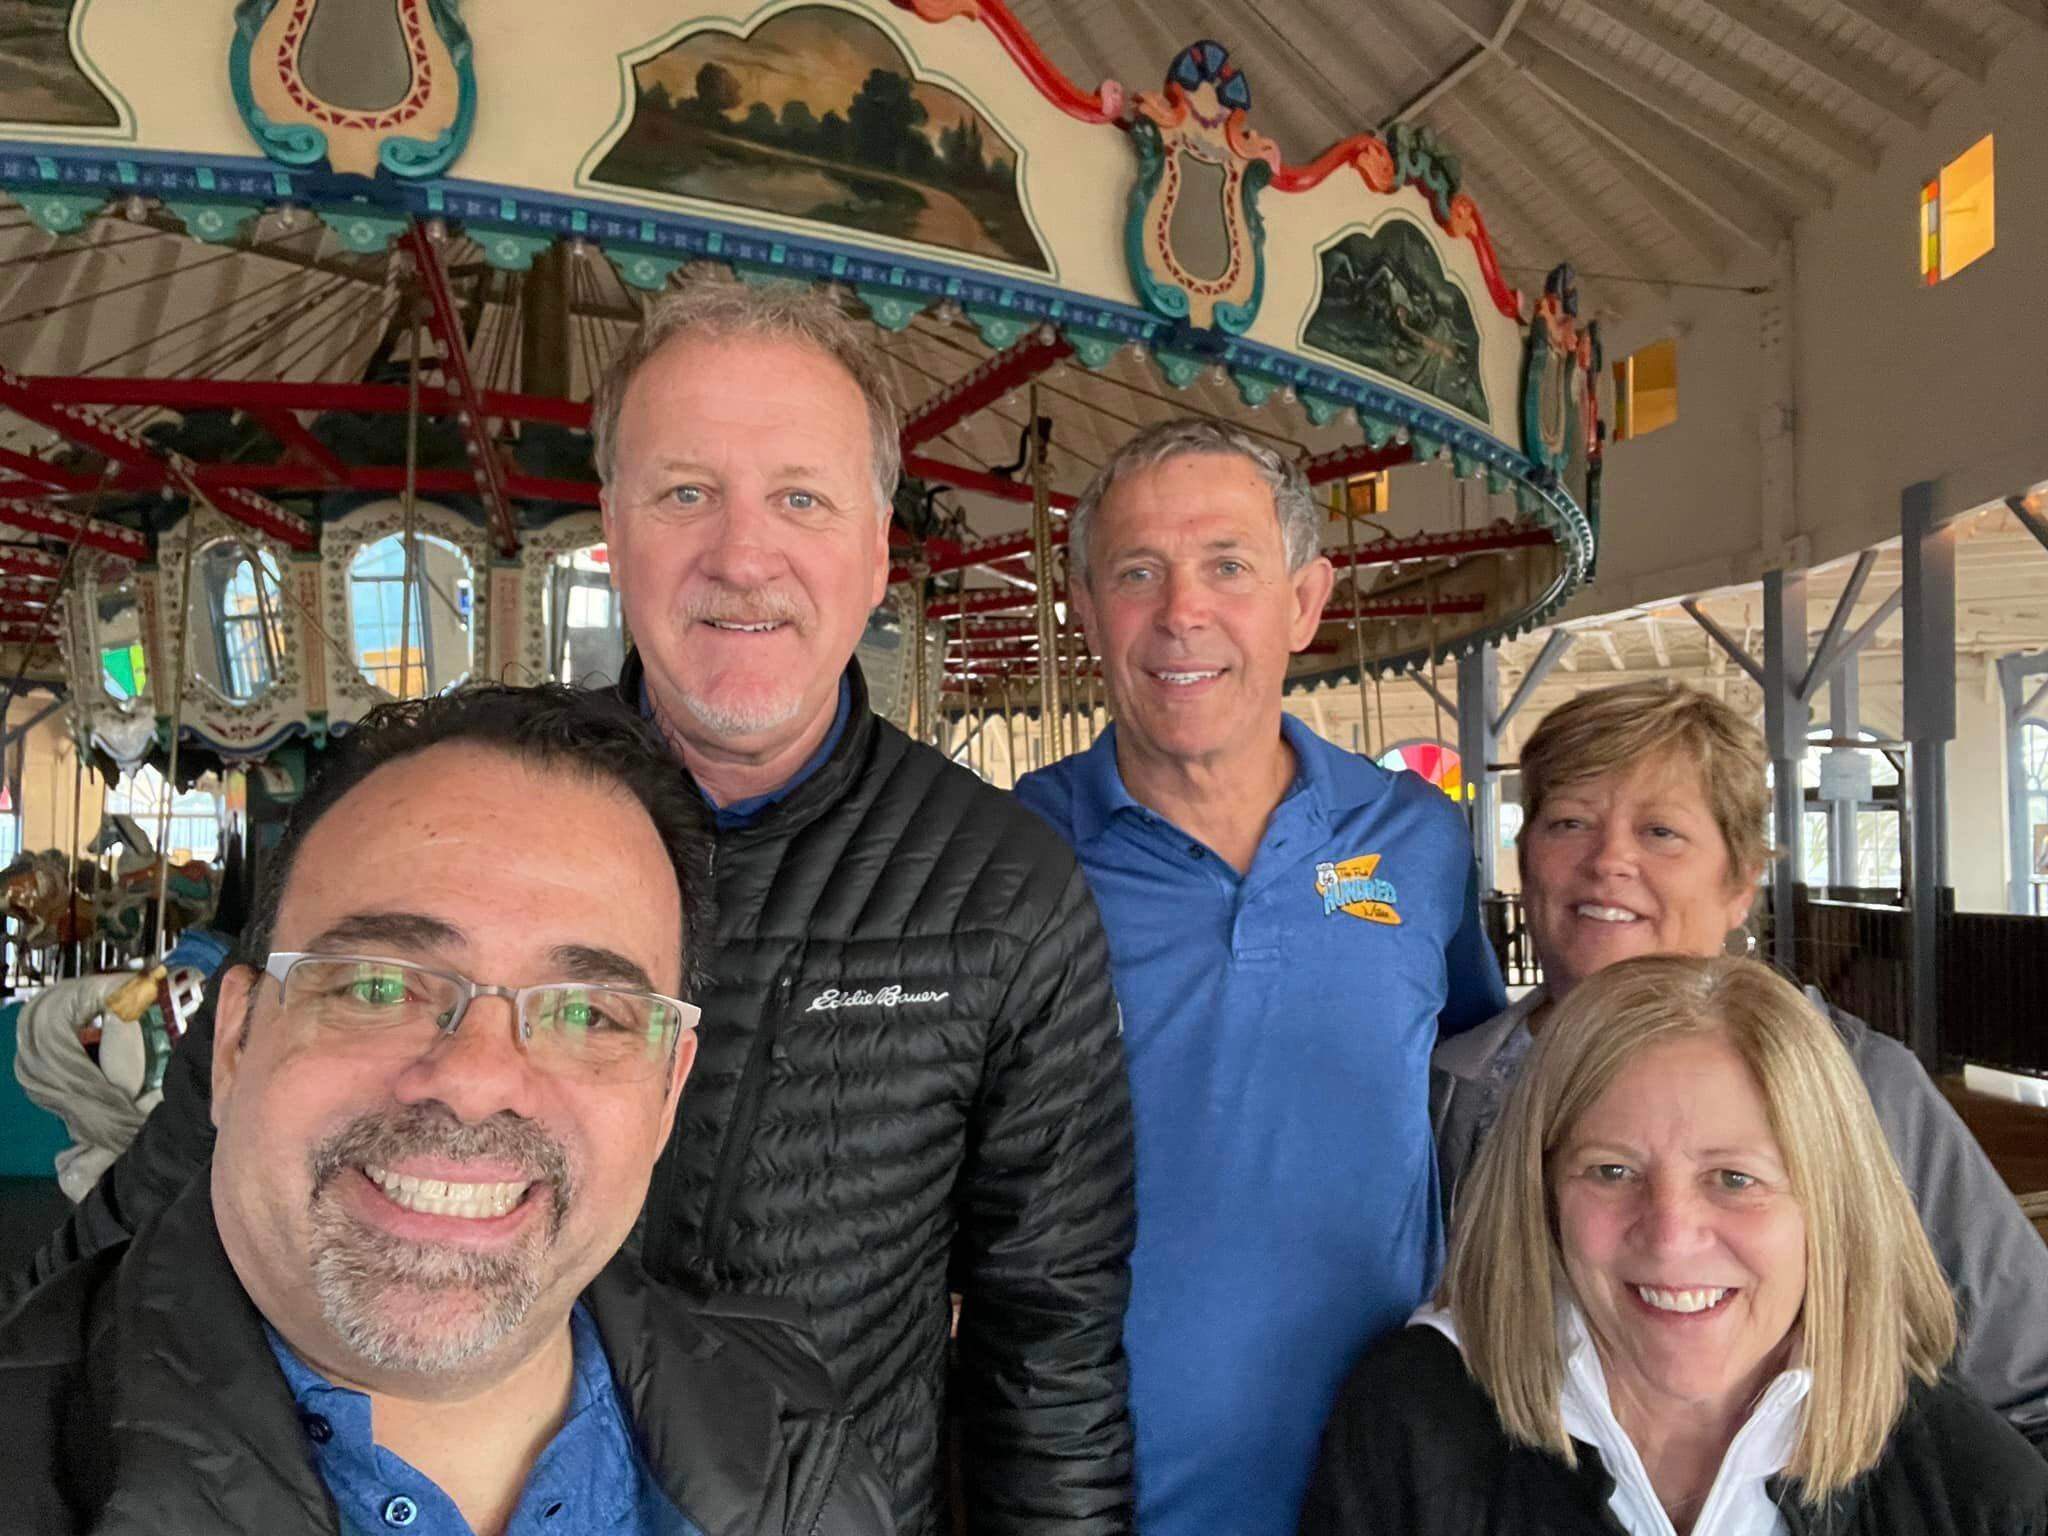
[1028,387,1062,764]
[397,299,424,702]
[66,744,83,977]
[906,561,928,743]
[1342,485,1371,755]
[151,513,200,962]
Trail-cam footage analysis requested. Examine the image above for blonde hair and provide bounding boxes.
[589,274,902,512]
[1442,954,1956,1501]
[1518,679,1771,882]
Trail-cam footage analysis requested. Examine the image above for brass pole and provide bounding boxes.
[152,514,200,960]
[1028,387,1062,762]
[397,301,423,701]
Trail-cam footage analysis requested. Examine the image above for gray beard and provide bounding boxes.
[673,680,805,739]
[305,1104,572,1378]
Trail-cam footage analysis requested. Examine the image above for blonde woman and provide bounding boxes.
[1303,956,2047,1535]
[1434,678,2048,1446]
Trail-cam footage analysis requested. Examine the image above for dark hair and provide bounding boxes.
[239,683,712,1000]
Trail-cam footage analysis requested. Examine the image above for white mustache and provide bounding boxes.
[685,589,805,626]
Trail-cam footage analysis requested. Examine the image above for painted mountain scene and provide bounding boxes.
[1305,221,1487,420]
[0,0,117,126]
[591,6,1047,270]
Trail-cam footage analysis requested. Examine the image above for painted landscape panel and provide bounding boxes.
[592,5,1047,271]
[1305,221,1487,420]
[0,0,117,126]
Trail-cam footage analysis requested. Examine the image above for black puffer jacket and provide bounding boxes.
[0,1174,893,1535]
[22,660,1138,1536]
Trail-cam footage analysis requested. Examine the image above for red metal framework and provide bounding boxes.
[403,224,520,554]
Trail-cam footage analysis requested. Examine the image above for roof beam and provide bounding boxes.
[1825,0,1992,82]
[1445,152,1646,316]
[402,224,519,555]
[1976,0,2047,32]
[0,548,64,581]
[0,447,95,494]
[1434,88,1680,292]
[1564,0,1884,171]
[901,332,1071,453]
[1504,33,1792,252]
[1645,613,1671,667]
[1514,13,1836,208]
[1477,63,1735,269]
[1692,0,1930,128]
[257,409,348,487]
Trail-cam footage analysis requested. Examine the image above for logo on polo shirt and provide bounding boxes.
[1314,855,1402,925]
[807,984,952,1013]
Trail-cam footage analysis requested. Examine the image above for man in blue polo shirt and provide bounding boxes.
[1017,417,1505,1536]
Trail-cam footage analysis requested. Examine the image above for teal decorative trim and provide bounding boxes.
[378,0,478,180]
[17,190,103,235]
[1154,350,1204,390]
[1412,430,1443,461]
[228,0,477,179]
[1388,123,1461,227]
[857,286,927,333]
[1231,370,1277,409]
[1210,158,1271,337]
[1451,449,1477,480]
[1360,413,1398,450]
[1123,120,1190,324]
[1486,466,1507,496]
[1301,393,1346,428]
[229,3,328,169]
[471,225,555,271]
[1062,329,1120,371]
[966,306,1031,350]
[317,207,408,253]
[168,200,260,243]
[605,246,682,291]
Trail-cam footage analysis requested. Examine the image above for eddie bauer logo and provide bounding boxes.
[807,985,952,1013]
[1314,854,1402,925]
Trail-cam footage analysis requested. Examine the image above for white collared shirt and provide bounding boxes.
[1414,1305,1811,1536]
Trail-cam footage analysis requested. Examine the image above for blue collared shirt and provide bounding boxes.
[641,675,852,829]
[1016,717,1505,1536]
[265,1305,701,1536]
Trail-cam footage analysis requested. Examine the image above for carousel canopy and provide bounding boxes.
[0,0,1606,765]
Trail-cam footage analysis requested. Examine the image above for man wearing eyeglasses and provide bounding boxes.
[0,684,890,1536]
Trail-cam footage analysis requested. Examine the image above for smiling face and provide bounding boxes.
[1520,753,1758,1002]
[600,332,890,764]
[210,743,693,1395]
[1074,451,1333,775]
[1553,1030,1807,1434]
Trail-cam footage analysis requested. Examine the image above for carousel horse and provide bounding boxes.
[12,959,209,1201]
[84,815,222,956]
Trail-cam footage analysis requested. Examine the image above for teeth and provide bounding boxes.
[1635,1285,1731,1314]
[1576,904,1641,923]
[707,620,781,632]
[1153,670,1220,685]
[363,1163,530,1220]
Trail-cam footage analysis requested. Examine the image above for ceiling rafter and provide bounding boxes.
[1976,0,2046,31]
[1690,0,1931,128]
[1823,0,1993,81]
[1429,82,1682,292]
[1514,11,1837,208]
[1559,0,1885,170]
[1478,60,1738,268]
[1504,32,1794,251]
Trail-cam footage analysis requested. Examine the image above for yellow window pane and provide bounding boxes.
[1938,134,1993,281]
[1627,339,1678,438]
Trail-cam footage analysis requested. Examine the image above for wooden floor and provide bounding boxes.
[1939,1077,2048,1242]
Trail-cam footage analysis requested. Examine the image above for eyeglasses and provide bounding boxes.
[261,953,698,1083]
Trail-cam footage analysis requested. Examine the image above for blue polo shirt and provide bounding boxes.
[1017,717,1505,1536]
[265,1305,701,1535]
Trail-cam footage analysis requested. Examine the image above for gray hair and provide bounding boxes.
[1067,417,1321,586]
[590,275,902,516]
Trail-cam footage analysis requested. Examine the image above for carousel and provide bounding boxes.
[0,0,1602,997]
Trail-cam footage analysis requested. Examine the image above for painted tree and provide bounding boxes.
[847,68,927,171]
[692,61,742,118]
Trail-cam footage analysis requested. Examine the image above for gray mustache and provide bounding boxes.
[309,1102,575,1232]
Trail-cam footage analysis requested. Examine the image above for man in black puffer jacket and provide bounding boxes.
[21,278,1137,1536]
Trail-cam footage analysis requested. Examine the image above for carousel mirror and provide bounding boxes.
[186,538,289,704]
[90,568,149,712]
[347,532,475,695]
[540,544,624,687]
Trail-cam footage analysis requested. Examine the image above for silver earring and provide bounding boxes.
[1723,927,1758,957]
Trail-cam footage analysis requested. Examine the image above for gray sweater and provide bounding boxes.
[1431,986,2048,1451]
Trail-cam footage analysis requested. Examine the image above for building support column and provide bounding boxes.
[1998,650,2048,914]
[1761,568,1808,970]
[1901,482,1954,1069]
[1457,646,1499,892]
[1827,654,1859,892]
